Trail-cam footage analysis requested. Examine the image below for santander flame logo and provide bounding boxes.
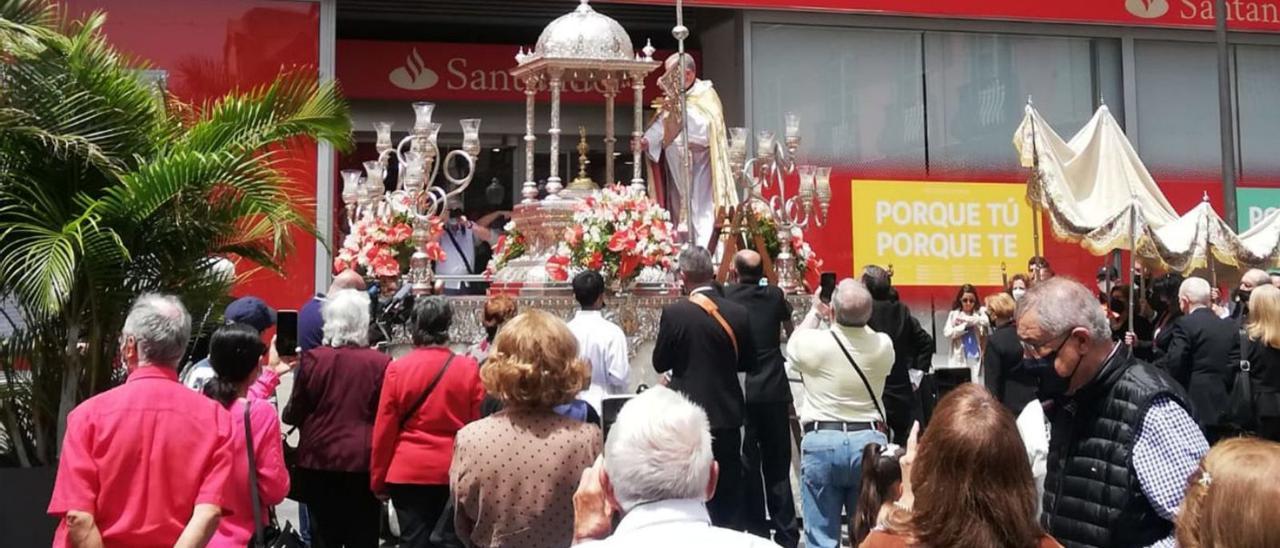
[389,48,438,90]
[1125,0,1170,18]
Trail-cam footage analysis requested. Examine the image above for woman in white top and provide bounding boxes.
[941,284,989,391]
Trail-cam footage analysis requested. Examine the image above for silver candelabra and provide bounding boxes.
[728,112,831,293]
[340,101,481,294]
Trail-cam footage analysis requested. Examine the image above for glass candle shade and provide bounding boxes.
[340,169,362,205]
[412,102,435,133]
[461,118,482,157]
[728,127,748,163]
[374,121,394,154]
[363,160,385,189]
[757,130,776,160]
[797,164,817,203]
[816,166,832,205]
[784,112,800,140]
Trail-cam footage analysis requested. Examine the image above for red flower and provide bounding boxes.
[617,253,641,281]
[566,225,585,247]
[333,258,351,274]
[388,222,412,243]
[546,254,570,282]
[370,253,400,277]
[427,216,445,238]
[587,251,604,271]
[424,241,446,262]
[607,229,637,253]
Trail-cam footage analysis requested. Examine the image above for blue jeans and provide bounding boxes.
[800,428,887,548]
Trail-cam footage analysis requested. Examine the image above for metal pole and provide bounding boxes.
[674,0,695,248]
[1129,202,1137,333]
[1215,0,1238,230]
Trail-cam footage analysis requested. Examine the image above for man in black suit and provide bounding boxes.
[861,265,934,444]
[653,246,759,530]
[1159,276,1240,442]
[724,250,798,547]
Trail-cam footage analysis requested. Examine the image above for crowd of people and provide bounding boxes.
[42,248,1280,548]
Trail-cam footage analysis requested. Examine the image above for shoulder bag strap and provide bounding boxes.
[400,353,457,430]
[1240,329,1252,373]
[689,293,738,357]
[829,331,887,424]
[244,401,265,548]
[444,228,475,274]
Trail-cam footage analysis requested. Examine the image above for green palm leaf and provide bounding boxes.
[179,71,353,155]
[0,0,352,465]
[0,0,56,55]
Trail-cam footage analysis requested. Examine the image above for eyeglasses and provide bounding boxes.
[960,297,977,304]
[1019,331,1074,360]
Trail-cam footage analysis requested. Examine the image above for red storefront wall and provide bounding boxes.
[63,0,322,312]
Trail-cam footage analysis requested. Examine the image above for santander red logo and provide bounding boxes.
[1126,0,1170,18]
[388,48,438,91]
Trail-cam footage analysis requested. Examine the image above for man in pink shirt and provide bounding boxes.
[48,294,236,547]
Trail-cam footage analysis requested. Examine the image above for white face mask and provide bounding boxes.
[1011,288,1026,301]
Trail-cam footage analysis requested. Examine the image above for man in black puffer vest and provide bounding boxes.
[1016,278,1208,548]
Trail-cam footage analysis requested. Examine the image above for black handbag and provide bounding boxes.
[245,401,306,548]
[1226,330,1258,432]
[281,426,306,502]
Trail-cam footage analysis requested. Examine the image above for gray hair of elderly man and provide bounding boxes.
[1243,268,1271,288]
[831,278,873,327]
[664,52,696,75]
[677,246,715,286]
[1015,277,1110,342]
[604,386,714,512]
[323,289,371,347]
[1179,277,1212,307]
[122,293,192,367]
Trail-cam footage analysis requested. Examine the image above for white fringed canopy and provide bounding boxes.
[1014,104,1280,273]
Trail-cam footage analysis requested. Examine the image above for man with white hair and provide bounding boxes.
[1017,278,1206,548]
[49,294,235,547]
[1232,268,1272,322]
[785,279,894,548]
[1157,277,1240,442]
[568,386,778,547]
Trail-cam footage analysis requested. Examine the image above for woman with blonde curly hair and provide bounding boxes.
[1176,437,1280,548]
[450,310,601,547]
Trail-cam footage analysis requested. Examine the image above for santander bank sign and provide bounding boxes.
[620,0,1280,31]
[337,39,668,104]
[1126,0,1280,22]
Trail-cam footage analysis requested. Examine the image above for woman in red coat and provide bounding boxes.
[370,296,486,547]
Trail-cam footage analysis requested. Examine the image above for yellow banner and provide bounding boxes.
[851,180,1037,286]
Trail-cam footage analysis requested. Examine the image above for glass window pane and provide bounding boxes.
[1095,39,1125,128]
[750,24,925,175]
[924,33,1099,178]
[1133,41,1221,181]
[1237,45,1280,183]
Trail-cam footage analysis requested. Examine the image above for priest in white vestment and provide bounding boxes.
[643,54,738,249]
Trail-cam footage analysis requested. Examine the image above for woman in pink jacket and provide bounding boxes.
[201,323,292,547]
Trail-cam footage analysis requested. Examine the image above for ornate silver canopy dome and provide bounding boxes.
[533,0,633,61]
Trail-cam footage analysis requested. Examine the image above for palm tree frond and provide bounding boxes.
[179,70,353,155]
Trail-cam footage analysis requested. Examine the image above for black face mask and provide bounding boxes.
[1027,332,1087,398]
[1235,288,1252,304]
[485,325,499,341]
